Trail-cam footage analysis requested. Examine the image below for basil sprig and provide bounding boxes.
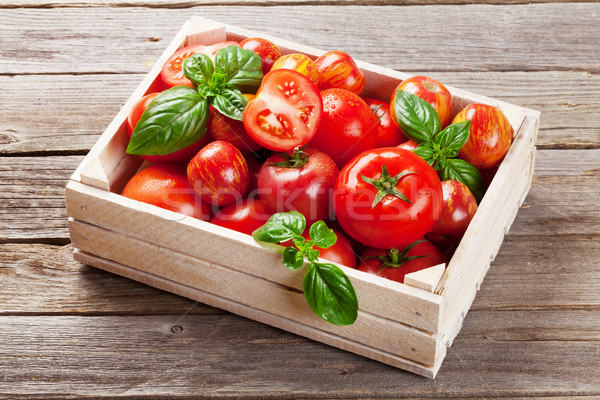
[127,46,262,156]
[253,212,359,326]
[393,90,485,202]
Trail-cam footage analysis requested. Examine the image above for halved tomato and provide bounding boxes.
[242,69,322,152]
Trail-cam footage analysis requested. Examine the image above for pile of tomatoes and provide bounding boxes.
[121,37,514,284]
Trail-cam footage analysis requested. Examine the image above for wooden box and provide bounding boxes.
[65,16,540,378]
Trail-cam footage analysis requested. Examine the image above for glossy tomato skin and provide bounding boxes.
[187,140,249,206]
[243,69,323,152]
[397,140,418,151]
[282,229,357,269]
[314,51,365,95]
[334,147,442,249]
[426,180,478,248]
[453,104,514,169]
[363,98,408,147]
[122,163,212,221]
[126,92,211,164]
[210,197,272,235]
[208,94,261,154]
[258,148,339,224]
[240,37,283,75]
[270,53,321,87]
[391,76,454,128]
[310,88,378,168]
[358,240,446,283]
[161,41,240,87]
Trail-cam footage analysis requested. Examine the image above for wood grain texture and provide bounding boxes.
[0,4,599,75]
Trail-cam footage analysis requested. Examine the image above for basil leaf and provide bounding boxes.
[393,90,441,143]
[252,211,306,243]
[208,72,227,90]
[126,86,209,156]
[214,46,263,87]
[434,120,471,158]
[208,87,248,121]
[197,84,214,100]
[442,158,486,202]
[309,221,337,250]
[303,262,358,326]
[413,142,436,167]
[283,247,305,271]
[182,53,213,87]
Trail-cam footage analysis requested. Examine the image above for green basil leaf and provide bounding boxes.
[182,53,213,87]
[208,72,227,90]
[208,87,248,121]
[442,158,486,202]
[252,211,306,243]
[393,90,441,144]
[434,120,471,158]
[283,247,305,271]
[309,221,337,250]
[413,142,436,167]
[214,46,263,87]
[126,86,209,156]
[197,84,214,100]
[303,262,358,326]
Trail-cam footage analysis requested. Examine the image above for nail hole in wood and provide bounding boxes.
[171,325,183,334]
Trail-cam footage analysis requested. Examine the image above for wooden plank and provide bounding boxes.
[0,4,599,75]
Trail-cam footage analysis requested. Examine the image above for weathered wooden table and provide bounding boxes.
[1,1,599,398]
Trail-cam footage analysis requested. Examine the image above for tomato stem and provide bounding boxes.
[360,165,417,208]
[268,145,310,168]
[362,239,429,275]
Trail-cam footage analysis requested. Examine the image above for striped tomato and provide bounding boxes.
[314,51,365,95]
[270,53,320,87]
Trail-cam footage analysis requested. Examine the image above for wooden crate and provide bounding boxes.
[65,16,540,378]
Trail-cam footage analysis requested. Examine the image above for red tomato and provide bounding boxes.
[310,88,378,168]
[210,198,272,235]
[314,51,365,95]
[187,140,249,206]
[426,180,478,248]
[391,76,454,128]
[161,41,240,87]
[397,140,418,151]
[333,147,442,249]
[126,92,211,164]
[270,53,321,87]
[282,229,357,269]
[121,163,212,221]
[243,69,323,152]
[363,98,408,147]
[453,104,514,169]
[207,94,261,154]
[240,37,283,75]
[358,239,446,284]
[258,147,339,223]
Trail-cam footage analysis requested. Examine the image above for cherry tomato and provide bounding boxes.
[363,97,408,147]
[333,147,442,249]
[314,50,365,95]
[258,147,339,223]
[187,140,249,206]
[397,140,418,151]
[210,198,272,235]
[126,92,211,164]
[282,229,357,269]
[161,41,240,87]
[309,88,378,168]
[453,103,514,169]
[240,37,283,75]
[207,94,261,154]
[121,163,212,220]
[243,69,323,152]
[426,180,478,248]
[391,76,454,128]
[358,239,446,284]
[270,53,321,87]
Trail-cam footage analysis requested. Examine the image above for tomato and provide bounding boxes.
[453,103,514,169]
[391,76,454,128]
[121,163,212,221]
[314,51,365,95]
[270,53,321,87]
[161,41,240,87]
[282,229,357,269]
[126,92,211,164]
[258,147,339,223]
[358,239,446,284]
[309,88,378,168]
[210,198,272,235]
[240,37,283,75]
[397,140,418,151]
[187,140,249,206]
[207,94,261,154]
[426,180,478,248]
[333,147,442,249]
[243,69,323,152]
[363,98,408,147]
[244,152,266,195]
